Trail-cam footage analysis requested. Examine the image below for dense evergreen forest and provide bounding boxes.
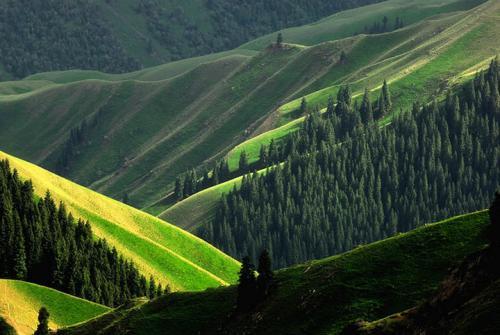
[0,0,139,79]
[0,160,166,306]
[200,60,500,268]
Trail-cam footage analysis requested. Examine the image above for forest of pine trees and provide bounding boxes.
[0,160,167,306]
[200,60,500,268]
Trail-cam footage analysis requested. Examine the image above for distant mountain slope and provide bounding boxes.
[0,151,240,291]
[57,210,490,335]
[0,279,109,335]
[0,0,385,79]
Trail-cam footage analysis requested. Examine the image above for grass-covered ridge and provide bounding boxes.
[0,151,240,291]
[0,280,109,335]
[59,210,489,335]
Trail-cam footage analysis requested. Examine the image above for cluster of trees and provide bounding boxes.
[0,0,138,79]
[0,160,168,307]
[360,15,404,35]
[200,60,500,268]
[56,111,102,176]
[174,159,232,201]
[237,250,274,312]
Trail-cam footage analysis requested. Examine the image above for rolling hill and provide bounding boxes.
[0,151,240,292]
[57,210,490,335]
[0,0,384,79]
[1,0,496,216]
[0,279,109,335]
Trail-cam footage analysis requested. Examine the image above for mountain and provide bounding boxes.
[0,279,109,335]
[0,0,494,213]
[0,0,385,79]
[0,151,240,291]
[56,210,490,334]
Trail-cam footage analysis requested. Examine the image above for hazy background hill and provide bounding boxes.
[0,0,384,80]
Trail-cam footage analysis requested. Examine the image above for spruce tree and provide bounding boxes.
[34,307,49,335]
[276,33,283,48]
[237,256,256,311]
[300,97,308,115]
[239,151,249,173]
[489,191,500,247]
[360,88,373,124]
[256,250,273,300]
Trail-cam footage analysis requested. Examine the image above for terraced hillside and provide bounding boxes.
[0,151,240,292]
[58,211,490,335]
[0,280,109,335]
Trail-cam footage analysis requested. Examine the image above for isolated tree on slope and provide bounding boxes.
[276,33,283,48]
[34,307,50,335]
[239,151,249,173]
[489,191,500,247]
[237,256,257,311]
[257,249,274,300]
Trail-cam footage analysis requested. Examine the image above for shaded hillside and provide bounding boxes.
[0,279,109,335]
[58,211,489,335]
[349,194,500,335]
[0,0,384,79]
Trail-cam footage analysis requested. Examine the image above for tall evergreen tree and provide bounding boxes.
[276,33,283,48]
[360,88,373,124]
[256,250,273,300]
[34,307,50,335]
[239,151,249,174]
[489,191,500,247]
[237,256,257,311]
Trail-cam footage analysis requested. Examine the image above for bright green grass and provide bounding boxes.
[240,0,486,51]
[0,280,109,335]
[60,210,489,335]
[0,151,240,291]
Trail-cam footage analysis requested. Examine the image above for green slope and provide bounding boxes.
[0,151,240,292]
[225,0,500,171]
[58,210,489,335]
[0,279,109,335]
[240,0,485,51]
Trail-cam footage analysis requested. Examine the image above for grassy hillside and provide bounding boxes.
[0,0,384,79]
[0,280,109,335]
[0,151,240,291]
[241,0,485,50]
[225,0,499,170]
[58,210,489,335]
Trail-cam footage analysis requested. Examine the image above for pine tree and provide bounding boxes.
[239,151,249,173]
[300,97,308,115]
[256,250,273,300]
[148,276,156,299]
[489,191,500,247]
[276,33,283,48]
[34,307,50,335]
[360,88,373,124]
[236,256,257,311]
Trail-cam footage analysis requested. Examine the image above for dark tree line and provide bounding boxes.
[0,0,139,79]
[174,159,233,201]
[359,15,404,35]
[200,60,500,268]
[0,160,168,307]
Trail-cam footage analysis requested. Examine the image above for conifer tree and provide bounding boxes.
[276,33,283,48]
[300,97,308,115]
[256,250,273,300]
[239,151,249,173]
[360,88,373,124]
[148,276,156,299]
[237,256,257,311]
[489,191,500,247]
[34,307,49,335]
